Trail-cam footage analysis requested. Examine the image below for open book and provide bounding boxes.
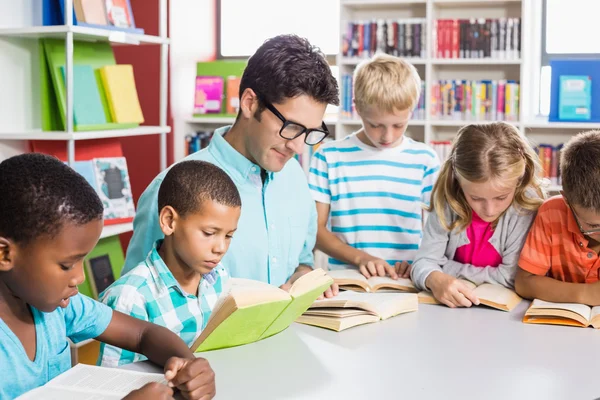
[523,299,600,328]
[16,364,166,399]
[327,269,417,293]
[191,268,333,352]
[296,291,418,331]
[418,279,522,311]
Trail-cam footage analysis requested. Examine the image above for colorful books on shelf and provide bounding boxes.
[430,79,520,122]
[186,130,214,156]
[226,76,242,114]
[191,269,333,352]
[194,76,224,115]
[297,291,418,332]
[535,143,563,186]
[80,235,125,299]
[430,140,452,163]
[523,299,600,329]
[72,157,136,225]
[341,19,426,59]
[43,0,144,34]
[40,39,142,131]
[434,18,521,60]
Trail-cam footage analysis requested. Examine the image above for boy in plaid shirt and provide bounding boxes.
[99,160,241,367]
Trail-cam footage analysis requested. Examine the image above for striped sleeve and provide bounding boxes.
[308,147,331,204]
[518,209,553,276]
[421,151,441,206]
[98,283,149,367]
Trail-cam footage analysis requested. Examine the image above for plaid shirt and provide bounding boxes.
[98,240,228,367]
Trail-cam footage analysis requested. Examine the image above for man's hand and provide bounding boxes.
[280,265,339,300]
[164,357,216,400]
[123,383,174,400]
[357,255,398,279]
[425,271,479,308]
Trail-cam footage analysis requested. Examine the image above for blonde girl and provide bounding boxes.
[410,122,545,308]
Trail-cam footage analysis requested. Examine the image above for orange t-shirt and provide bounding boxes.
[519,196,600,283]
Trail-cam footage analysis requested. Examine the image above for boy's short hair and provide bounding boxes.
[561,130,600,212]
[0,153,104,245]
[158,160,241,217]
[240,34,339,117]
[353,53,421,114]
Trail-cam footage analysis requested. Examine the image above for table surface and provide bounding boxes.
[122,300,600,400]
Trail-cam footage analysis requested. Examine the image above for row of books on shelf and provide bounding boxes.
[339,74,426,120]
[431,80,520,122]
[194,75,241,115]
[43,0,142,34]
[186,130,214,156]
[434,18,521,60]
[341,19,426,59]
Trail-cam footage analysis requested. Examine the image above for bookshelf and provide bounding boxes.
[336,0,592,192]
[0,1,169,237]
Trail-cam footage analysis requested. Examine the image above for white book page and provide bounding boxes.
[327,269,368,283]
[367,276,415,289]
[313,291,417,318]
[16,364,167,399]
[590,306,600,321]
[530,299,591,320]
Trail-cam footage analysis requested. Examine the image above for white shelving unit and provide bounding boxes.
[0,1,170,241]
[337,0,597,193]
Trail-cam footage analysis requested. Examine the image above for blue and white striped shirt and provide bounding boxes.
[309,133,440,269]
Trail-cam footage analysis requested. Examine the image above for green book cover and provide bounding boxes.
[260,280,334,339]
[60,65,107,126]
[194,299,291,352]
[78,235,124,299]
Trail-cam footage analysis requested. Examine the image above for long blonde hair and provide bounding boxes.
[430,122,545,232]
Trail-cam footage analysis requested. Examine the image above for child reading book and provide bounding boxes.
[516,130,600,313]
[0,153,215,400]
[309,53,440,279]
[410,122,545,308]
[99,160,241,366]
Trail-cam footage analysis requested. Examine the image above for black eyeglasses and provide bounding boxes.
[562,192,600,236]
[258,96,330,146]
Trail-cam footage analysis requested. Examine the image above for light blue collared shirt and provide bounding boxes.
[123,126,317,287]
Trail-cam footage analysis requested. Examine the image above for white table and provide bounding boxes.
[122,301,600,400]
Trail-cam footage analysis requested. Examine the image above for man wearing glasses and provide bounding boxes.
[516,130,600,306]
[123,34,339,299]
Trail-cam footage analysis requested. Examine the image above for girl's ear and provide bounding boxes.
[159,206,179,236]
[0,237,15,272]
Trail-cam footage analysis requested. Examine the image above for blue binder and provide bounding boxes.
[549,59,600,122]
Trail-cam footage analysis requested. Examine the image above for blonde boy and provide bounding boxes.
[516,130,600,305]
[308,54,440,278]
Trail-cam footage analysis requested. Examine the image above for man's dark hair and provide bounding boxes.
[158,160,241,217]
[240,34,339,116]
[0,153,104,245]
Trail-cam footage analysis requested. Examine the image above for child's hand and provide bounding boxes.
[426,271,480,308]
[123,382,174,399]
[164,356,216,400]
[358,255,398,279]
[395,261,412,279]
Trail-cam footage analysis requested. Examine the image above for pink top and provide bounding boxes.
[453,212,503,268]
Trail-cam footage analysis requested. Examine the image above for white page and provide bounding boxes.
[367,276,415,289]
[17,364,167,399]
[530,299,591,320]
[327,269,368,283]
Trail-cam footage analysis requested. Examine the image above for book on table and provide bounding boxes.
[296,290,418,332]
[15,364,166,399]
[190,268,333,352]
[523,299,600,328]
[418,279,522,311]
[327,269,417,293]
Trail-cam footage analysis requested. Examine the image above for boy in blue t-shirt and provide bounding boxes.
[0,153,215,400]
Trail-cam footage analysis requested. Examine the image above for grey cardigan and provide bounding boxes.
[411,203,536,290]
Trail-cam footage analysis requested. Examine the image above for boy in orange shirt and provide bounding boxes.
[516,130,600,304]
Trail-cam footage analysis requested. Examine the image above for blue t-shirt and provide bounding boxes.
[0,294,112,399]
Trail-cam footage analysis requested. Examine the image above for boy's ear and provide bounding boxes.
[0,237,15,272]
[159,206,179,236]
[239,88,259,120]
